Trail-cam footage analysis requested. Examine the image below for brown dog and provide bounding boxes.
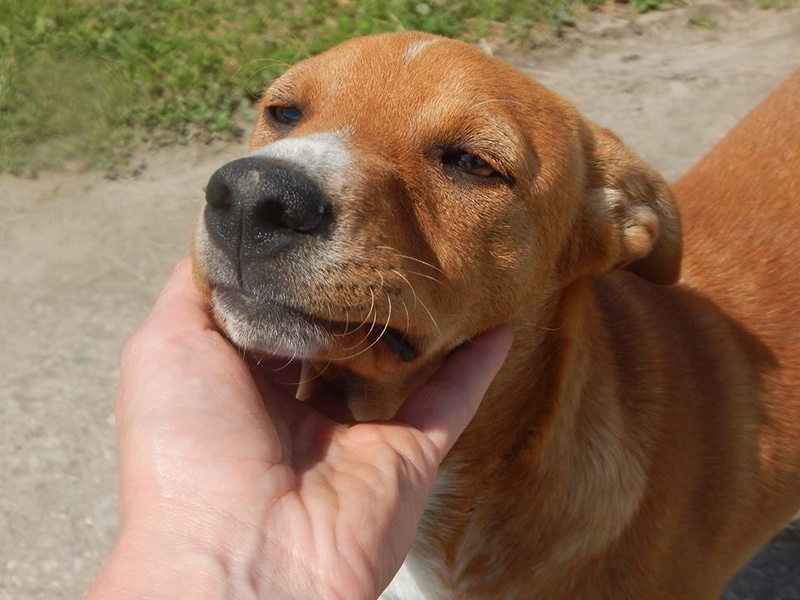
[192,32,800,598]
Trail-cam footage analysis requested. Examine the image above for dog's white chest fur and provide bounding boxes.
[380,554,450,600]
[380,471,454,600]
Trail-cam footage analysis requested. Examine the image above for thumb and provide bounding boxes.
[394,326,513,463]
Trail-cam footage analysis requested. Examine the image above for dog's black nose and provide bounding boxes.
[204,156,330,259]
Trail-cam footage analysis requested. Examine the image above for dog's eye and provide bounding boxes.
[442,150,499,178]
[267,104,303,126]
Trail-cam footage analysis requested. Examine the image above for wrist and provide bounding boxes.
[86,508,322,600]
[86,530,229,600]
[86,514,284,600]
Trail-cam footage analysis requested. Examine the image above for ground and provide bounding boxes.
[1,2,799,598]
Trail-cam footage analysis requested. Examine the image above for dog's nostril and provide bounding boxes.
[252,196,325,233]
[253,199,285,231]
[205,174,232,211]
[247,186,325,233]
[282,199,326,233]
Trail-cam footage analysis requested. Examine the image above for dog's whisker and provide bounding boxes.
[360,274,389,340]
[407,269,445,285]
[344,318,377,355]
[417,297,441,334]
[336,290,376,345]
[344,305,352,335]
[376,245,446,276]
[262,349,302,387]
[338,291,379,351]
[325,303,352,339]
[391,268,420,312]
[271,352,297,372]
[364,301,379,339]
[336,291,393,362]
[472,98,530,112]
[360,287,376,330]
[400,297,411,337]
[532,323,564,332]
[295,359,331,387]
[389,267,440,333]
[321,301,357,339]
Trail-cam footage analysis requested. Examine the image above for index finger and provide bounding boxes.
[144,257,217,335]
[393,326,513,463]
[139,258,301,378]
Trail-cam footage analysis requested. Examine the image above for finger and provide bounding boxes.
[119,258,219,405]
[305,390,357,424]
[119,259,249,421]
[144,257,216,335]
[393,326,513,462]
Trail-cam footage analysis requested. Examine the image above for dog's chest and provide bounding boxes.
[379,553,450,600]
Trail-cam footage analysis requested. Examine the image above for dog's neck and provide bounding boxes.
[308,279,651,499]
[375,277,651,591]
[304,355,445,421]
[302,276,650,582]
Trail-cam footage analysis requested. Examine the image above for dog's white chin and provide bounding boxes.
[211,290,329,360]
[209,286,422,364]
[222,321,325,359]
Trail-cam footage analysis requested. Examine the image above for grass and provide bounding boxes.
[688,13,719,28]
[1,0,676,175]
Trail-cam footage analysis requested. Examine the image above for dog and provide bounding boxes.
[191,32,800,598]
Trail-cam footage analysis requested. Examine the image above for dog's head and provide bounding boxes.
[192,32,681,410]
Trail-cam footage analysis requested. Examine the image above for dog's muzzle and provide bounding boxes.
[200,153,420,364]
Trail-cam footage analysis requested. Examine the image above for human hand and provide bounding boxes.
[87,259,512,600]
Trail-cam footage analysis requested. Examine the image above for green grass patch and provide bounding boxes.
[688,13,719,27]
[1,0,662,174]
[632,0,673,13]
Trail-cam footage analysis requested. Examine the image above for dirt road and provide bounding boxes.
[2,2,798,598]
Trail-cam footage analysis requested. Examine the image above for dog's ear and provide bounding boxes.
[578,123,683,285]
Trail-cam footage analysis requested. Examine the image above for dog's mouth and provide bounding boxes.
[378,327,418,362]
[321,317,418,362]
[210,284,419,363]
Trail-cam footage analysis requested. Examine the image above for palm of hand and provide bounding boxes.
[112,261,510,599]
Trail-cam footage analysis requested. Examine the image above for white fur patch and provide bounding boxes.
[250,131,353,197]
[380,560,426,600]
[404,38,442,63]
[591,187,659,263]
[380,554,450,600]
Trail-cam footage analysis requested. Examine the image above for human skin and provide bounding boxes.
[86,259,512,600]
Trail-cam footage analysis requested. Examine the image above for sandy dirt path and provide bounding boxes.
[2,3,798,598]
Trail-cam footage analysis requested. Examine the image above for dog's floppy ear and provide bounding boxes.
[579,123,683,285]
